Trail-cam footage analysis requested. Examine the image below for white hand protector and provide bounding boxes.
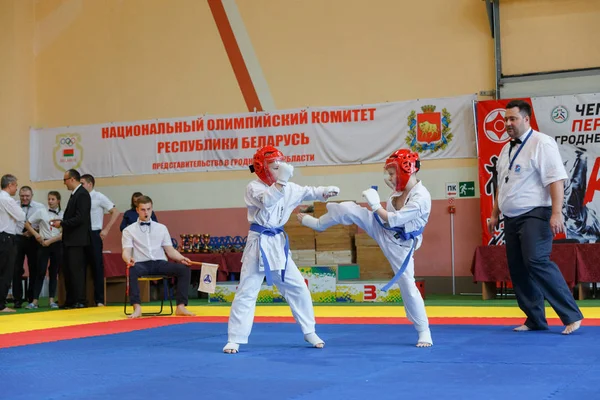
[362,188,382,212]
[276,162,294,185]
[324,186,340,199]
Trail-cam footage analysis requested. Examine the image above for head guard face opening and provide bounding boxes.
[384,149,420,191]
[251,145,285,185]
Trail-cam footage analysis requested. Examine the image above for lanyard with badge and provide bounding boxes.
[21,205,31,234]
[505,128,533,183]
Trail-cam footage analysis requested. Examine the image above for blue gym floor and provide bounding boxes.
[1,323,597,400]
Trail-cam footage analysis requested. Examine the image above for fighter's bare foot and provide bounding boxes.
[304,332,325,348]
[0,307,16,313]
[128,304,142,319]
[223,342,239,354]
[175,305,195,316]
[513,325,532,332]
[417,329,433,347]
[562,320,582,335]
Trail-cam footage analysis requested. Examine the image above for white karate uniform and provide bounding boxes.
[227,180,331,344]
[315,181,431,336]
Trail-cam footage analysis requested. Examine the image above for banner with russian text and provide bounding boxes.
[476,93,600,245]
[30,94,476,181]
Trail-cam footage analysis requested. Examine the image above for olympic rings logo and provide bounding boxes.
[60,137,77,146]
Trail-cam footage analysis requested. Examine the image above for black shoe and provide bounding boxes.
[74,303,87,309]
[14,302,22,309]
[59,304,74,309]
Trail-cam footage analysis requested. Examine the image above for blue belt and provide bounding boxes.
[373,213,423,292]
[249,223,289,286]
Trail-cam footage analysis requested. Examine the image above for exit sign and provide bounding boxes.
[459,181,475,197]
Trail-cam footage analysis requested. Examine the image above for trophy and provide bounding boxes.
[200,234,211,253]
[180,234,191,253]
[191,234,201,253]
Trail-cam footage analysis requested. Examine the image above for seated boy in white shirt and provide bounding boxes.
[121,195,195,319]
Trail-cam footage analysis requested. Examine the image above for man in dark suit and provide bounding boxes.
[50,169,91,308]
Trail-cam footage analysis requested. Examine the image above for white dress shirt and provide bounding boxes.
[16,200,45,235]
[498,129,568,218]
[89,190,115,231]
[28,207,64,240]
[0,190,26,235]
[122,220,172,262]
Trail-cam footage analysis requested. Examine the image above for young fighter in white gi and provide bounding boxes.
[298,149,433,347]
[223,145,340,354]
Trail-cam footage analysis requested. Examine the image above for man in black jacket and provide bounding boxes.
[50,169,91,308]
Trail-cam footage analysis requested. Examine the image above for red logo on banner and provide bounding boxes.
[417,106,442,143]
[483,108,510,143]
[406,105,453,153]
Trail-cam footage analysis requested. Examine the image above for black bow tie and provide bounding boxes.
[49,209,59,215]
[140,222,151,226]
[22,204,30,208]
[510,138,522,148]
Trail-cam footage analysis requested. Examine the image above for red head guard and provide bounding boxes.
[250,146,285,185]
[384,149,420,191]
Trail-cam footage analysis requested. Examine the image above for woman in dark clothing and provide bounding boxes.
[119,192,158,231]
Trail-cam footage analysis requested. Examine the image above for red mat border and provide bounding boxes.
[1,316,597,349]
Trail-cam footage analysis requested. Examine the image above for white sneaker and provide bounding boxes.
[25,303,38,309]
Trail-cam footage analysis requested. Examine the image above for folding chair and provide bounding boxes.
[124,265,173,316]
[496,280,514,298]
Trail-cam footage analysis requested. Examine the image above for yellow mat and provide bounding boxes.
[1,305,599,336]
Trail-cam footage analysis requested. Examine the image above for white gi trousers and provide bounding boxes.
[227,247,316,344]
[319,201,429,333]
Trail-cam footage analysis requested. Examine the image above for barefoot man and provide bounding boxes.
[489,100,582,335]
[122,195,194,318]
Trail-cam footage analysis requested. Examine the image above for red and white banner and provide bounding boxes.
[476,93,600,245]
[30,95,476,181]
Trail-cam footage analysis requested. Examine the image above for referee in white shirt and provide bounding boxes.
[122,196,194,319]
[488,100,583,335]
[81,174,120,306]
[0,175,26,313]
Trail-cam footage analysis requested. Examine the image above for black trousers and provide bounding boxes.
[13,235,39,304]
[504,206,583,329]
[129,260,190,306]
[86,230,105,304]
[0,233,17,310]
[32,241,62,301]
[63,245,87,306]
